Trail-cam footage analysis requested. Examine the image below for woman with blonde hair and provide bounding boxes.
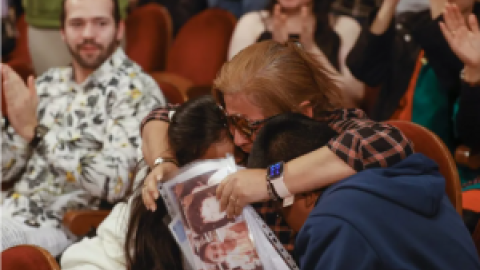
[141,40,413,252]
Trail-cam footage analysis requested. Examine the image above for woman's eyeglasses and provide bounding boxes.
[218,105,271,139]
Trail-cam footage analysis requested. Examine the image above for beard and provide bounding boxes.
[67,37,119,70]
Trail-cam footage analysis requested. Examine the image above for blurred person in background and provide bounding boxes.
[440,2,480,235]
[2,0,18,58]
[228,0,365,108]
[1,0,165,256]
[22,0,129,74]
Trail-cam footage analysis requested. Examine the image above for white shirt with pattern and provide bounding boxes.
[1,48,165,229]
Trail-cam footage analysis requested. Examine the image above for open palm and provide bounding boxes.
[440,3,480,68]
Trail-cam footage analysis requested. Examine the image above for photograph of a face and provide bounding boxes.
[162,160,264,270]
[181,184,231,235]
[191,221,263,270]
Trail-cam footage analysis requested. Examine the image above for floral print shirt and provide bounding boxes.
[1,48,165,228]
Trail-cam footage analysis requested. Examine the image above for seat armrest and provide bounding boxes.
[455,145,480,170]
[186,85,213,100]
[148,74,185,104]
[63,210,111,236]
[2,245,60,270]
[149,72,193,101]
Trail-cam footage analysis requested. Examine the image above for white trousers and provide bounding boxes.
[1,201,75,257]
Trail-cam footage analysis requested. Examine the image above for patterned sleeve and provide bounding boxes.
[140,103,180,133]
[1,118,31,182]
[35,75,163,203]
[328,121,414,172]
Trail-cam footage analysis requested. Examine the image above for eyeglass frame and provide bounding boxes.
[218,105,273,139]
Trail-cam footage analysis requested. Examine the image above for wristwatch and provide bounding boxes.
[154,157,179,167]
[29,124,49,148]
[267,162,294,206]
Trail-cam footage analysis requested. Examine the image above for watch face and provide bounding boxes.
[268,162,284,179]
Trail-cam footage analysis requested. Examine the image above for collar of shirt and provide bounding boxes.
[62,47,129,93]
[317,108,368,123]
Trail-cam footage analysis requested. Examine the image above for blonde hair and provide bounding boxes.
[213,40,344,117]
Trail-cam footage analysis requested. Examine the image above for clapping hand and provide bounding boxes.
[272,4,289,43]
[440,3,480,68]
[1,64,39,141]
[299,5,316,51]
[440,3,480,83]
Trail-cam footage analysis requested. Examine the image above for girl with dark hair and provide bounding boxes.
[61,95,241,270]
[227,0,364,107]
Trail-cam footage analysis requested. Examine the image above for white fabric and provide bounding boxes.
[61,199,131,270]
[1,208,74,256]
[61,196,193,270]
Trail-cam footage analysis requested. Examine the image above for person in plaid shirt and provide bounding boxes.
[141,40,414,253]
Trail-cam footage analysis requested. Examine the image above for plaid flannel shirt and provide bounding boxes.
[141,106,414,253]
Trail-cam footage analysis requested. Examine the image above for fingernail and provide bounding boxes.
[154,193,159,200]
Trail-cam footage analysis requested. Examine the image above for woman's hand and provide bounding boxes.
[440,3,480,83]
[272,4,288,43]
[429,0,447,19]
[142,162,178,211]
[370,0,400,35]
[299,5,316,52]
[216,169,269,218]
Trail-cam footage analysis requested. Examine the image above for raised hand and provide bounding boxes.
[429,0,447,19]
[299,5,316,51]
[440,3,480,69]
[1,64,39,141]
[272,4,288,43]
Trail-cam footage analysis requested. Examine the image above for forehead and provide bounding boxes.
[64,0,114,20]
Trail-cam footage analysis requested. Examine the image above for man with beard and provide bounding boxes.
[0,0,165,256]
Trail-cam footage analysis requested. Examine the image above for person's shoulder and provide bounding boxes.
[332,15,361,36]
[309,178,374,218]
[114,58,159,91]
[237,10,268,27]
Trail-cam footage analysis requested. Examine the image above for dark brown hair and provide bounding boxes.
[168,96,229,166]
[247,113,338,168]
[60,0,121,28]
[124,96,231,270]
[213,40,344,118]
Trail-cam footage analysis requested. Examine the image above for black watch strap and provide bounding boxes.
[29,125,48,148]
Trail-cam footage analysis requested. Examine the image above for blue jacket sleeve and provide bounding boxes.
[295,215,381,270]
